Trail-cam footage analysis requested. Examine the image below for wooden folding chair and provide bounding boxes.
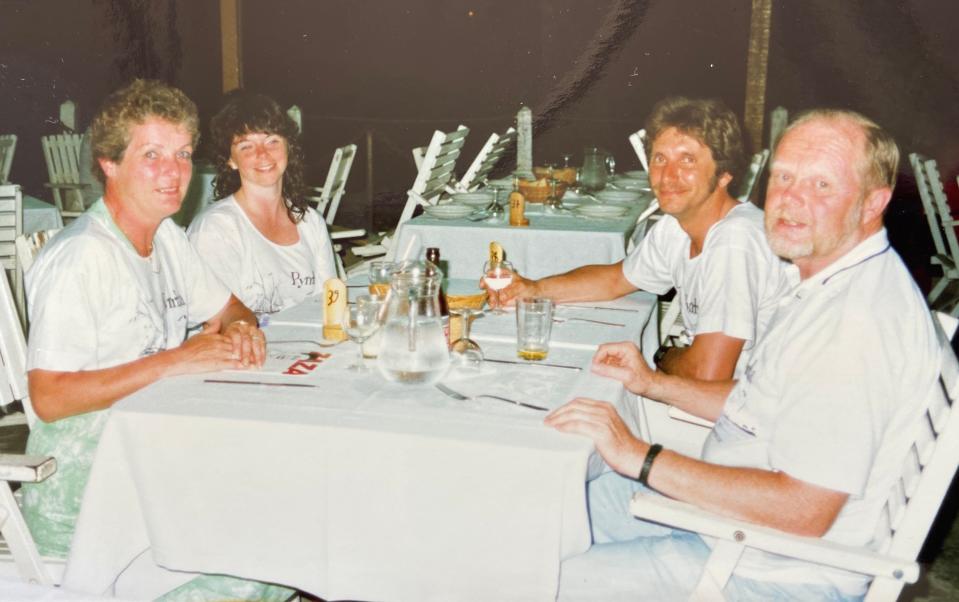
[457,127,517,192]
[736,149,770,203]
[40,134,90,223]
[911,153,959,314]
[0,136,16,185]
[631,312,959,601]
[350,125,469,267]
[0,256,60,585]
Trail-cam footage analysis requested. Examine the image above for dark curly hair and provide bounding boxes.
[209,91,308,222]
[644,97,746,187]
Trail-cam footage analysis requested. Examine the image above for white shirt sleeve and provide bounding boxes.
[691,226,767,342]
[167,221,232,324]
[26,239,104,371]
[187,206,244,297]
[621,217,680,295]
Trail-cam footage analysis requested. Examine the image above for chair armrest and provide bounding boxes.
[330,228,366,240]
[42,183,90,191]
[0,454,56,483]
[667,406,715,429]
[351,245,387,258]
[629,493,919,583]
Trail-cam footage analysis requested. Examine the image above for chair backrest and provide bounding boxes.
[316,144,358,225]
[40,134,87,217]
[0,234,30,423]
[411,146,426,171]
[628,129,650,172]
[768,106,788,150]
[0,186,23,328]
[286,105,302,133]
[873,312,959,571]
[911,153,959,267]
[0,135,17,185]
[396,125,470,228]
[16,229,61,279]
[736,149,770,203]
[458,127,517,192]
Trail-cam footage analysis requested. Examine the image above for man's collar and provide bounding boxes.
[790,229,891,292]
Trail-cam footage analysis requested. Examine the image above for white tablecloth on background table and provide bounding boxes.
[22,196,64,234]
[63,293,657,601]
[394,200,647,279]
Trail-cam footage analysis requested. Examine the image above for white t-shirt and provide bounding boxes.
[27,199,230,371]
[622,202,791,376]
[703,229,940,596]
[187,196,337,314]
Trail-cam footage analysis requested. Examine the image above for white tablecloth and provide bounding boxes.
[395,201,646,279]
[22,196,63,234]
[63,293,658,601]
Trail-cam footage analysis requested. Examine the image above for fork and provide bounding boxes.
[552,316,625,327]
[268,339,342,347]
[435,383,548,412]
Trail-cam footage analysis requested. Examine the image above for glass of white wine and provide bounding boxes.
[483,259,514,315]
[341,296,382,372]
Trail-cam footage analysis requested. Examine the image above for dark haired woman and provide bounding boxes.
[188,92,336,315]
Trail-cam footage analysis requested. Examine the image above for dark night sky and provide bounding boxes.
[2,0,958,284]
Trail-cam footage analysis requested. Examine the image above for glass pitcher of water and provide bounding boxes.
[580,147,611,191]
[377,259,451,385]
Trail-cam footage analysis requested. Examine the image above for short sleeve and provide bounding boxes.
[692,231,767,341]
[26,241,104,371]
[622,217,681,295]
[187,206,245,296]
[169,222,231,324]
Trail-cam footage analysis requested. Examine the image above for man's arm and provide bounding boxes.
[544,398,848,536]
[487,261,637,308]
[657,332,746,381]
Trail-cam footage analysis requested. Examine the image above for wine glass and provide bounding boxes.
[483,259,514,315]
[341,296,382,372]
[449,308,483,371]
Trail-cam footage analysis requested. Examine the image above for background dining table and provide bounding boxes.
[394,192,652,280]
[61,288,658,601]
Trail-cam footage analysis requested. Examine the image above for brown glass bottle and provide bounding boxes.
[425,247,451,343]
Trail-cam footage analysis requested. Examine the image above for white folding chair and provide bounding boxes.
[40,134,90,223]
[0,258,60,585]
[457,127,517,192]
[350,125,469,265]
[628,128,650,172]
[0,136,16,185]
[768,106,788,151]
[736,149,770,203]
[14,229,61,331]
[911,153,959,314]
[0,186,23,329]
[631,311,959,601]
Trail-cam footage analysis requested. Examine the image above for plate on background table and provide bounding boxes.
[424,204,474,220]
[624,170,649,181]
[451,191,495,207]
[609,176,652,192]
[595,190,643,205]
[575,204,627,219]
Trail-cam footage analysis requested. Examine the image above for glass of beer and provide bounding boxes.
[516,297,554,361]
[368,261,393,297]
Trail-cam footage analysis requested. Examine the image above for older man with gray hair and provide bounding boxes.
[550,109,940,600]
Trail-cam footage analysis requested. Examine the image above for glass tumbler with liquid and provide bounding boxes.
[377,259,451,385]
[516,297,554,360]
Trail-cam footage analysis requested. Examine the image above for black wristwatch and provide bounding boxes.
[653,345,670,366]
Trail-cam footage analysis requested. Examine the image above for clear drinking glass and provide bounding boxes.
[341,296,382,372]
[368,261,393,297]
[483,259,514,314]
[516,297,554,361]
[449,308,484,371]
